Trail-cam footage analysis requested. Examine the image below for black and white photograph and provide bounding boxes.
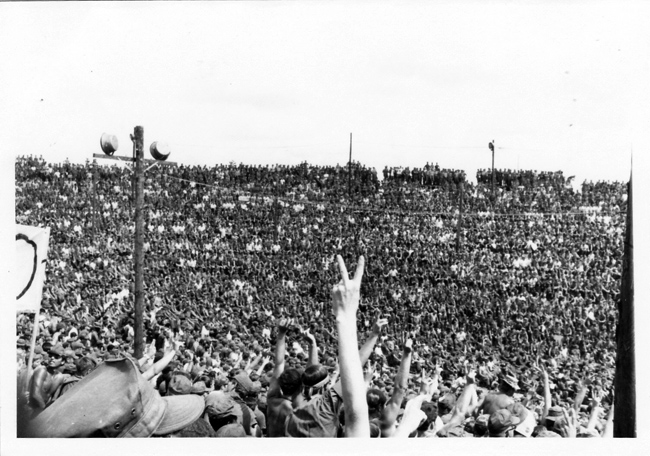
[2,1,649,454]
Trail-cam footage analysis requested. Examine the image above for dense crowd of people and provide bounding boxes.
[383,164,467,189]
[476,168,568,191]
[15,154,626,437]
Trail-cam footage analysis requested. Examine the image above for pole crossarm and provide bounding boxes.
[93,153,177,167]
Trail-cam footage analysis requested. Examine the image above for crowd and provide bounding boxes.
[382,163,467,189]
[15,154,626,437]
[476,169,568,191]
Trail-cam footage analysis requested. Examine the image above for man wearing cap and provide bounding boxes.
[28,344,72,410]
[226,371,262,437]
[204,390,245,435]
[166,371,194,396]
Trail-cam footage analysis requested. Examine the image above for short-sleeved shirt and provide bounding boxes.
[285,383,343,438]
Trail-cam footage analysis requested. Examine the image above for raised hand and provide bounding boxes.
[331,255,365,320]
[587,387,603,412]
[371,317,388,336]
[464,363,476,384]
[433,362,443,379]
[300,327,316,345]
[277,317,294,335]
[558,407,578,438]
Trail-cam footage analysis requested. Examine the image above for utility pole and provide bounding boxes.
[132,126,145,358]
[96,129,175,359]
[348,133,352,199]
[489,140,495,202]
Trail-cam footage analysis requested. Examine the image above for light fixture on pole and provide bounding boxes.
[95,128,175,358]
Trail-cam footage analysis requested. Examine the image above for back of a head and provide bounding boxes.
[302,364,329,400]
[417,401,438,432]
[75,356,97,377]
[302,364,328,387]
[366,388,387,419]
[216,422,247,437]
[278,368,303,396]
[499,380,516,396]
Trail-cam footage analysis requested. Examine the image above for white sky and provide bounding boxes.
[1,1,649,184]
[2,1,650,452]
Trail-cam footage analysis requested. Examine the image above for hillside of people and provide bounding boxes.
[15,155,627,437]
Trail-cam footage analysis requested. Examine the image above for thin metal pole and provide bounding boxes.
[133,126,145,359]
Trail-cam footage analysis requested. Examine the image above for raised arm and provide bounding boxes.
[392,393,431,438]
[380,337,413,437]
[437,368,477,435]
[300,328,319,368]
[602,399,614,438]
[269,317,293,395]
[358,317,388,366]
[585,388,603,433]
[142,339,181,380]
[255,355,271,377]
[573,377,591,413]
[539,365,551,423]
[420,363,441,397]
[142,332,180,381]
[331,255,369,437]
[245,352,263,374]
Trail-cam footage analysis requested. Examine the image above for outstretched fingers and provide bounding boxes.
[353,255,365,283]
[336,255,351,286]
[336,255,365,285]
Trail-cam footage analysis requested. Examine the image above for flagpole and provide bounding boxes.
[26,307,42,382]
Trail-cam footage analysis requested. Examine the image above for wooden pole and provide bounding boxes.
[133,126,145,359]
[614,170,635,437]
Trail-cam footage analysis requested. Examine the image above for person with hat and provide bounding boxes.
[167,371,194,396]
[475,371,519,416]
[225,370,262,437]
[28,344,72,411]
[24,357,206,437]
[204,390,245,435]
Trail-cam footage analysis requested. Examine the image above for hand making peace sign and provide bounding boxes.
[331,255,365,320]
